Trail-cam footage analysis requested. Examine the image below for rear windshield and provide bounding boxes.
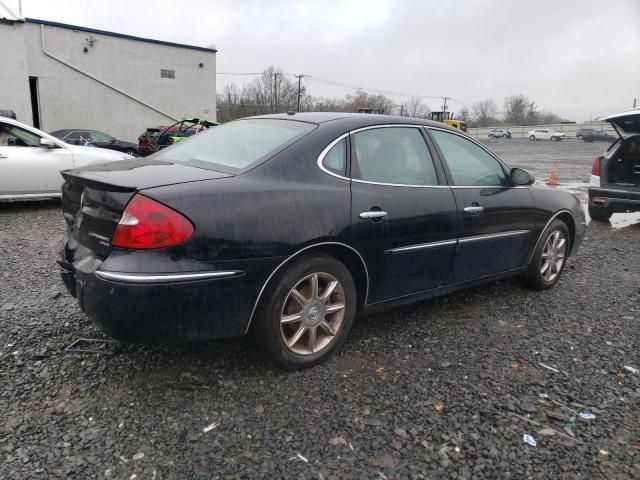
[155,119,315,172]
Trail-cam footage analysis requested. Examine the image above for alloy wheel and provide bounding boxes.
[280,272,346,355]
[540,230,567,283]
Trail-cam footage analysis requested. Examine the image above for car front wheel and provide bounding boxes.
[588,204,612,221]
[529,135,535,141]
[254,253,357,369]
[521,219,569,290]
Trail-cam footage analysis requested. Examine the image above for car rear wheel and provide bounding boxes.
[588,204,612,222]
[521,219,570,290]
[254,253,357,369]
[529,135,535,141]
[125,148,138,157]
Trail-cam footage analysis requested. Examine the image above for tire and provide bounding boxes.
[125,149,138,157]
[588,204,612,221]
[551,136,557,141]
[488,134,494,139]
[521,219,570,290]
[529,135,535,141]
[254,253,357,370]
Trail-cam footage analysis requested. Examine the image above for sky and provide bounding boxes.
[19,0,640,121]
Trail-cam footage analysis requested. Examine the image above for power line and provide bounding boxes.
[216,71,469,106]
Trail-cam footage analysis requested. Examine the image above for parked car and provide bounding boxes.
[58,113,586,369]
[580,130,617,143]
[488,128,511,139]
[588,109,640,221]
[50,129,139,156]
[138,118,219,156]
[0,117,132,200]
[528,129,565,141]
[576,128,594,139]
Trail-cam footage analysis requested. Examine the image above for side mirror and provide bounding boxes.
[109,138,116,144]
[510,167,535,186]
[40,137,56,148]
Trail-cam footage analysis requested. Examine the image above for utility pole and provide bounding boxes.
[296,74,304,112]
[400,104,404,116]
[274,72,279,113]
[227,91,231,120]
[634,98,637,109]
[442,97,449,113]
[269,73,273,113]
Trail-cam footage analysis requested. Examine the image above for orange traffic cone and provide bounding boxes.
[547,165,559,186]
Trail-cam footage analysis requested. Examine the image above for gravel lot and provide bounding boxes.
[1,139,639,479]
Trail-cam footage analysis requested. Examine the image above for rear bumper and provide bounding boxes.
[589,187,640,213]
[58,243,281,343]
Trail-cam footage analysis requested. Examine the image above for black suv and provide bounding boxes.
[588,110,640,221]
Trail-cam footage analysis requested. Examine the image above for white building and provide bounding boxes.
[0,9,217,142]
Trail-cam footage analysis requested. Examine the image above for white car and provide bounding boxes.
[0,116,132,200]
[527,128,565,141]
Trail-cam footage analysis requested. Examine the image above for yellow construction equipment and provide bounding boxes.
[429,111,467,132]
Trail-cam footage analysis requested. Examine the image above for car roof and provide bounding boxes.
[243,112,462,132]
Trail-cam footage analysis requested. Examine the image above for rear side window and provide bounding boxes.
[352,127,438,185]
[156,119,314,172]
[322,138,346,175]
[430,130,506,186]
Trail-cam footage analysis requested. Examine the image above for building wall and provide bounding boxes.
[0,21,32,123]
[22,22,216,142]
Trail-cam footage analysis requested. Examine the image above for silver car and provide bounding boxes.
[0,117,132,200]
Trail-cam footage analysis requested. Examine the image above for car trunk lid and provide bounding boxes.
[61,158,232,259]
[604,110,640,139]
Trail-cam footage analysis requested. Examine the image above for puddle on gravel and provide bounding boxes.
[582,204,640,229]
[609,212,640,229]
[542,182,640,230]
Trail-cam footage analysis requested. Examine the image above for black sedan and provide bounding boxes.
[58,113,586,369]
[50,129,138,156]
[580,130,617,143]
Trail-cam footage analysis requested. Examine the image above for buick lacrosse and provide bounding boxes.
[58,113,586,368]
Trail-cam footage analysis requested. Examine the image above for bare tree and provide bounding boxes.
[503,95,530,125]
[471,99,499,127]
[401,96,429,118]
[344,89,397,114]
[456,106,471,123]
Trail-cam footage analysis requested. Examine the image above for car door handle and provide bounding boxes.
[463,205,484,214]
[359,210,388,219]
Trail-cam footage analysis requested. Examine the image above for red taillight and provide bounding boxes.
[591,156,601,176]
[112,194,194,249]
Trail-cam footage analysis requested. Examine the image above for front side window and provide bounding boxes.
[90,131,113,142]
[156,119,315,172]
[321,138,346,175]
[352,127,438,185]
[0,123,42,147]
[430,130,506,186]
[65,131,91,145]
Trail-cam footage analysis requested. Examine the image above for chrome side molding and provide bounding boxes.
[458,230,530,245]
[386,239,457,254]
